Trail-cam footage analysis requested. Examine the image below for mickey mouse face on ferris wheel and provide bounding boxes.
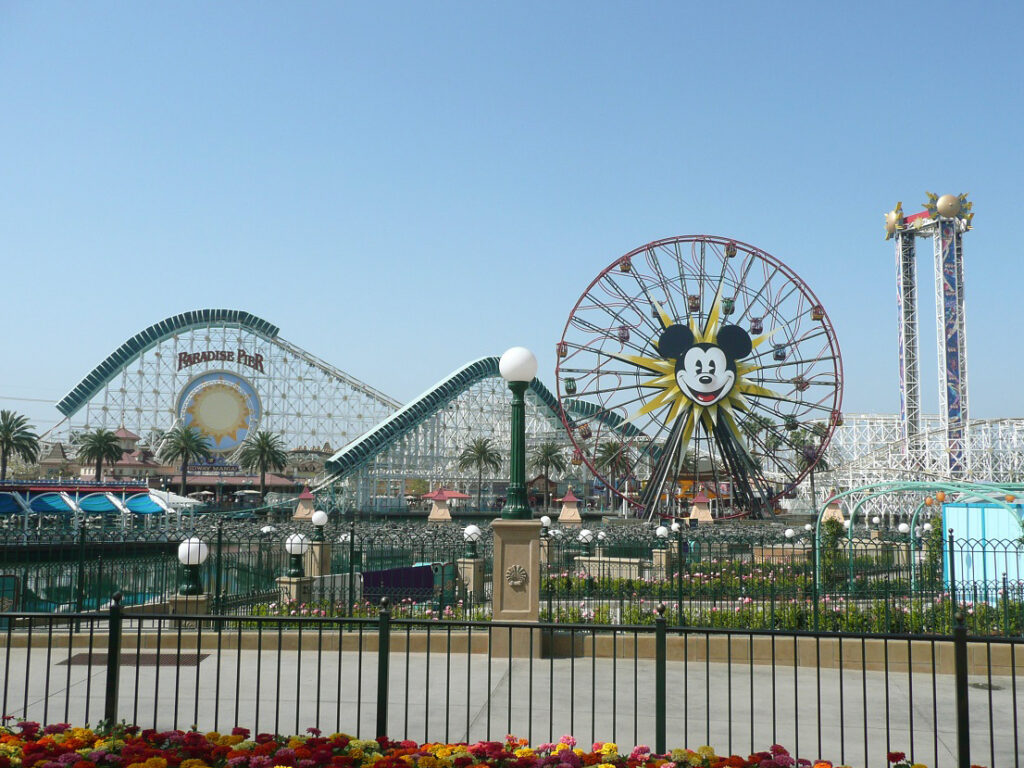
[657,324,753,407]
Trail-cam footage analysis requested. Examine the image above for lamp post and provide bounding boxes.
[285,533,311,577]
[499,347,538,520]
[463,524,482,558]
[178,537,209,595]
[312,510,328,542]
[578,528,595,556]
[540,515,551,538]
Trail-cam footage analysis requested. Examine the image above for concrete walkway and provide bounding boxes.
[3,642,1022,767]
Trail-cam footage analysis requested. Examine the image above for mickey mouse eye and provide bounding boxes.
[695,361,703,374]
[708,360,716,374]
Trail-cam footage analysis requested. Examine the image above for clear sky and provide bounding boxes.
[2,1,1023,435]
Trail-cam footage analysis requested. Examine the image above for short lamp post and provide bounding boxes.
[178,537,209,596]
[499,346,538,520]
[312,510,328,541]
[285,533,311,577]
[540,515,551,538]
[463,524,482,558]
[655,525,669,548]
[578,528,595,556]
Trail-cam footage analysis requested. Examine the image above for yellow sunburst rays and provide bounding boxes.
[607,284,783,461]
[185,383,251,446]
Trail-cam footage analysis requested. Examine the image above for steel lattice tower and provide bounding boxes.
[885,193,974,477]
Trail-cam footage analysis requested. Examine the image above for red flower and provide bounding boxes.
[886,752,906,763]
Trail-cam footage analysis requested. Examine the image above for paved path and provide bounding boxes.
[2,644,1021,767]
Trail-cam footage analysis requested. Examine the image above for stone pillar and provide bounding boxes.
[491,518,541,657]
[427,500,452,522]
[305,541,332,578]
[167,593,211,627]
[556,487,583,525]
[690,494,713,523]
[652,547,674,577]
[276,576,312,604]
[293,487,316,521]
[167,593,211,615]
[456,557,485,604]
[821,499,844,524]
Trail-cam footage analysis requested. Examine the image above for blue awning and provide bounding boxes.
[126,495,164,514]
[79,493,119,513]
[28,493,74,513]
[0,494,22,514]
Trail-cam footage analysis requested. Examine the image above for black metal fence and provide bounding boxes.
[5,521,1023,637]
[0,521,489,619]
[540,529,1024,636]
[1,599,1021,767]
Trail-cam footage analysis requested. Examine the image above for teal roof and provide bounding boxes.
[323,356,563,480]
[57,309,280,417]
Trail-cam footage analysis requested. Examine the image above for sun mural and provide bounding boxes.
[177,371,262,452]
[609,285,784,463]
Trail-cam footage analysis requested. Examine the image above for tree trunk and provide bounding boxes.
[180,460,188,497]
[0,448,7,482]
[260,466,267,502]
[543,462,550,511]
[477,465,483,512]
[95,456,103,482]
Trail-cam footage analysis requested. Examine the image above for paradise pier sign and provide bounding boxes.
[178,349,266,373]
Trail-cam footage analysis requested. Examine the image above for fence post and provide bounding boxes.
[947,528,957,610]
[75,520,87,616]
[214,520,224,615]
[103,592,123,725]
[655,602,666,755]
[376,597,391,739]
[952,610,970,768]
[347,521,356,617]
[1003,572,1010,636]
[810,534,819,632]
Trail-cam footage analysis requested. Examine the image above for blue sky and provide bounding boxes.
[2,1,1022,433]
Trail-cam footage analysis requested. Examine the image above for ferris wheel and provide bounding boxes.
[556,235,843,519]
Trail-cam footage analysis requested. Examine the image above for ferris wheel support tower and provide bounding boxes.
[885,193,974,477]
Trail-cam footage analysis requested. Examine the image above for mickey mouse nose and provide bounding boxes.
[699,375,712,384]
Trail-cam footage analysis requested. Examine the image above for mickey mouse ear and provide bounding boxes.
[716,325,753,359]
[658,324,694,358]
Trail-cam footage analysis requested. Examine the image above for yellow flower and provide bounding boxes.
[597,763,617,768]
[143,758,168,768]
[573,750,584,757]
[553,745,569,755]
[697,746,716,759]
[206,733,221,742]
[685,754,704,767]
[417,757,439,768]
[514,749,535,759]
[180,760,209,768]
[599,743,618,756]
[288,738,305,748]
[911,765,927,768]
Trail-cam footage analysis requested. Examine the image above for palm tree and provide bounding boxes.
[238,430,289,502]
[0,410,40,482]
[595,440,631,505]
[793,425,830,510]
[529,441,567,511]
[75,428,124,482]
[457,438,502,512]
[158,425,213,497]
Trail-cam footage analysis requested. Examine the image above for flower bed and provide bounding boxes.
[0,722,965,768]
